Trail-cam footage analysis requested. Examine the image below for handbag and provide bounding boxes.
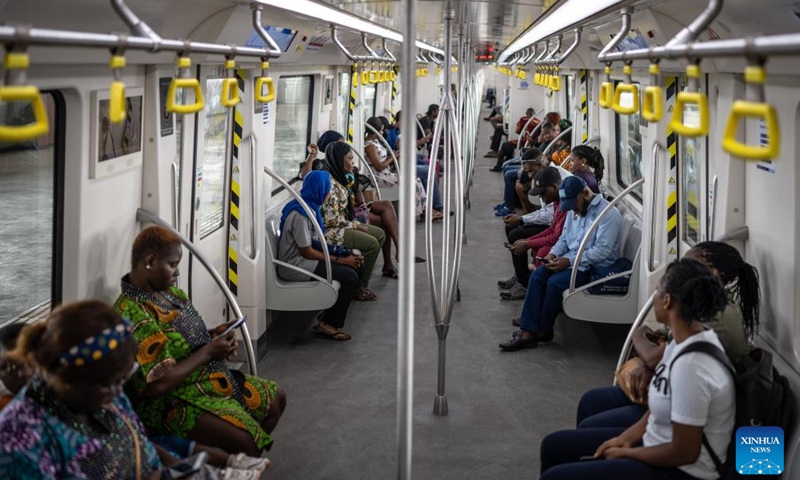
[615,329,668,405]
[354,203,370,224]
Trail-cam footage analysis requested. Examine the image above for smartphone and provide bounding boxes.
[168,452,208,479]
[536,256,551,264]
[503,242,512,250]
[579,455,601,461]
[220,316,247,337]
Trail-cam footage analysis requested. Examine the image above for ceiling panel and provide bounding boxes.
[320,0,547,51]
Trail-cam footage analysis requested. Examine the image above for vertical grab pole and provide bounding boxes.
[397,0,417,478]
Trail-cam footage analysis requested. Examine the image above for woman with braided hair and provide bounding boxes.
[576,241,761,431]
[567,145,603,194]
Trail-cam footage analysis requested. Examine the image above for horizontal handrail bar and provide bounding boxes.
[136,208,258,375]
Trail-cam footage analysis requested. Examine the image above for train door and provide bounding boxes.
[0,92,64,327]
[189,66,233,325]
[677,77,709,253]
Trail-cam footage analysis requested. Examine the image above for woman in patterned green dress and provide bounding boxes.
[114,226,286,457]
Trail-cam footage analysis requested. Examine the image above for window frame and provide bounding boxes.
[339,71,351,137]
[271,74,315,196]
[198,77,232,239]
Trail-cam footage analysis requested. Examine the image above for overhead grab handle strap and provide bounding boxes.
[108,53,127,123]
[254,60,275,103]
[599,65,614,109]
[722,64,780,160]
[220,58,240,108]
[612,64,639,115]
[668,63,709,137]
[167,54,204,114]
[549,66,561,92]
[0,49,49,143]
[642,63,664,122]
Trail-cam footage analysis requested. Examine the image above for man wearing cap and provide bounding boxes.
[500,176,622,351]
[498,167,565,300]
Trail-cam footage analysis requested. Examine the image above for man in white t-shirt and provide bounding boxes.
[537,259,735,480]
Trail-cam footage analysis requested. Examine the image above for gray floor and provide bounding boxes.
[259,107,630,479]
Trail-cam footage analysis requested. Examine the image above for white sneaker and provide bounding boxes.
[227,453,271,476]
[214,468,262,480]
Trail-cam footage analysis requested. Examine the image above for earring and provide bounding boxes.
[146,265,152,270]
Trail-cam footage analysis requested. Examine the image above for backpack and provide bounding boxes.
[670,343,794,479]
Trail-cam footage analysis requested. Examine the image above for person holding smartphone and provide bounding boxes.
[499,176,622,351]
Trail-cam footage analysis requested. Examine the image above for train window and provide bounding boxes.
[338,72,350,135]
[614,83,643,197]
[0,92,63,328]
[273,75,314,192]
[364,83,377,120]
[680,106,704,245]
[198,78,230,238]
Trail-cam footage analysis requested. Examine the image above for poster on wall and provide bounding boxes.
[159,77,174,137]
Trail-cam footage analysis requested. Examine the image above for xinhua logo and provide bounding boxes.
[735,426,784,475]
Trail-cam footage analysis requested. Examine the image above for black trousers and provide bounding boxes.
[505,223,548,287]
[313,261,359,328]
[490,125,506,152]
[494,141,518,168]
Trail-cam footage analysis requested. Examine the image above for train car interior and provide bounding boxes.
[0,0,798,478]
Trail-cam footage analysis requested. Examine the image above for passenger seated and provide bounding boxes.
[539,259,734,480]
[0,301,164,479]
[115,226,286,457]
[278,170,362,340]
[394,110,444,220]
[0,324,31,412]
[499,176,622,350]
[323,142,387,300]
[489,108,539,171]
[498,167,566,301]
[364,116,399,187]
[515,156,540,214]
[548,119,572,166]
[576,241,760,430]
[298,130,343,179]
[495,148,544,217]
[566,145,604,194]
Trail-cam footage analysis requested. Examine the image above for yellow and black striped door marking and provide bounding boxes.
[579,69,588,143]
[390,66,398,123]
[347,64,357,143]
[227,69,246,297]
[665,76,678,260]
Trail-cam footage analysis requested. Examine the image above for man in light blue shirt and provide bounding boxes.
[500,176,622,351]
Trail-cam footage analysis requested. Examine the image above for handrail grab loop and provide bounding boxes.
[136,208,257,375]
[550,66,562,92]
[108,47,127,124]
[648,142,663,273]
[220,58,240,108]
[568,177,645,292]
[166,52,204,114]
[244,134,258,260]
[254,60,275,103]
[612,63,639,115]
[668,63,709,137]
[722,64,780,160]
[599,65,614,109]
[642,62,664,123]
[0,46,50,143]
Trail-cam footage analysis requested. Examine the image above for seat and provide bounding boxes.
[264,209,340,311]
[562,203,642,324]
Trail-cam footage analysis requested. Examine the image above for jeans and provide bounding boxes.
[416,164,442,210]
[520,266,591,334]
[503,166,521,208]
[313,261,359,328]
[576,386,648,429]
[342,225,385,288]
[540,428,700,480]
[505,223,547,287]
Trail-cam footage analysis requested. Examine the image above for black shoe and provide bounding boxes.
[489,166,502,172]
[499,333,538,351]
[512,329,554,342]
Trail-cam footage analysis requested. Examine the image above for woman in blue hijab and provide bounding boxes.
[277,170,362,340]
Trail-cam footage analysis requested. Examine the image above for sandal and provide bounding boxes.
[353,287,377,301]
[313,324,352,341]
[382,267,399,280]
[415,256,426,263]
[512,317,521,327]
[431,210,445,222]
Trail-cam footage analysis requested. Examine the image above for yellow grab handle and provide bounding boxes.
[722,100,780,160]
[109,80,126,124]
[599,82,613,109]
[390,70,396,81]
[642,86,664,123]
[369,70,378,84]
[612,83,639,115]
[255,76,275,103]
[550,74,561,92]
[0,85,50,142]
[167,78,205,114]
[519,70,527,81]
[220,77,240,108]
[361,71,370,84]
[668,91,709,137]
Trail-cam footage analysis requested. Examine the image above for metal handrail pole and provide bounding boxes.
[542,126,573,158]
[252,5,284,56]
[364,122,400,174]
[347,144,383,201]
[613,293,656,385]
[597,8,631,62]
[568,177,645,292]
[649,143,663,272]
[246,134,258,260]
[136,208,258,375]
[170,162,179,230]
